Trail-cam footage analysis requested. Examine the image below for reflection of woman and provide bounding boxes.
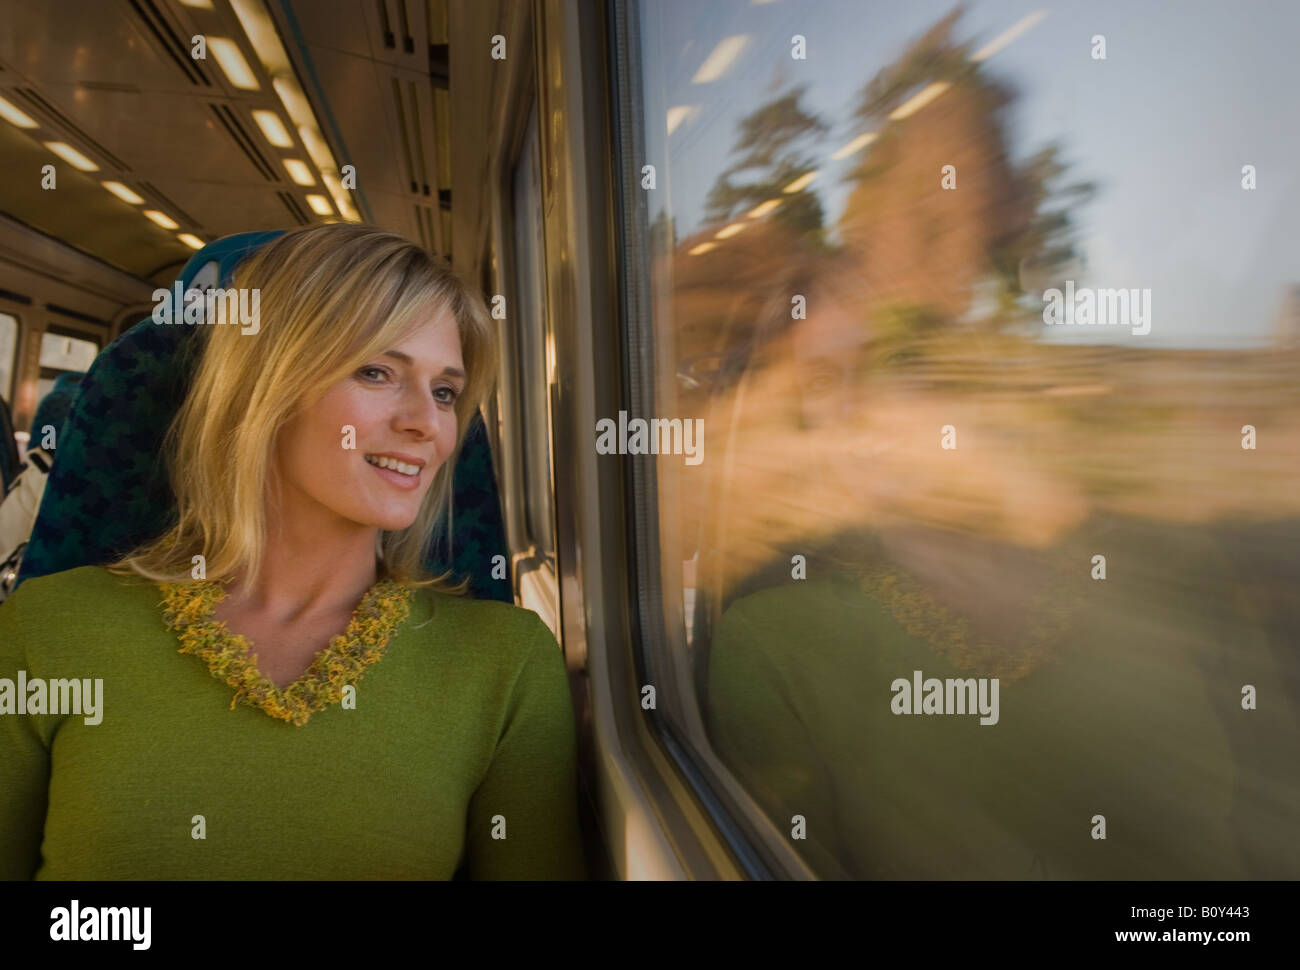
[707,522,1296,879]
[0,225,586,879]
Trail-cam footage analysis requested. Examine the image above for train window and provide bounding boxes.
[36,329,98,402]
[512,102,556,562]
[617,0,1300,879]
[0,313,16,403]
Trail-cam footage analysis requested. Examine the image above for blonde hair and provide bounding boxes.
[111,223,497,590]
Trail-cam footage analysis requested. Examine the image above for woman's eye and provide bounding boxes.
[358,366,389,382]
[807,369,838,394]
[434,386,459,405]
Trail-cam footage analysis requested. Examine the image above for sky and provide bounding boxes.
[637,0,1300,349]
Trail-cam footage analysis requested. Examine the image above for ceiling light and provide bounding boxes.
[230,0,292,73]
[251,109,292,147]
[692,35,750,84]
[296,123,333,169]
[689,242,718,255]
[666,106,697,136]
[970,11,1048,63]
[144,210,179,230]
[889,82,950,121]
[305,194,333,215]
[103,181,144,204]
[178,234,205,249]
[283,158,315,186]
[831,132,877,160]
[209,37,260,90]
[782,170,819,194]
[45,142,99,171]
[322,171,360,223]
[0,95,38,129]
[322,170,345,201]
[274,77,312,125]
[284,86,361,222]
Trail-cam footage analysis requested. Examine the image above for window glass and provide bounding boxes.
[0,313,16,403]
[626,0,1300,879]
[39,330,98,372]
[34,377,56,407]
[512,102,556,559]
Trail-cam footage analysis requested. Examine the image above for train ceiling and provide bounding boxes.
[0,0,451,287]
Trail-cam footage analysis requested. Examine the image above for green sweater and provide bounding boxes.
[0,566,587,880]
[708,573,1300,879]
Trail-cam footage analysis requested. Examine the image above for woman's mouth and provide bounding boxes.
[364,454,423,490]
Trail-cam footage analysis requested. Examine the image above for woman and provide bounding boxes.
[0,224,587,880]
[699,271,1294,879]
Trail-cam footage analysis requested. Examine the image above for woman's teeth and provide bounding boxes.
[365,455,420,476]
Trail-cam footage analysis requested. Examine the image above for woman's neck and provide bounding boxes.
[222,514,382,625]
[878,526,1046,638]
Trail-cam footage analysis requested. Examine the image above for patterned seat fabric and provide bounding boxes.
[16,231,510,602]
[27,372,84,448]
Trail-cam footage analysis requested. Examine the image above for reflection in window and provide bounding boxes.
[624,0,1300,879]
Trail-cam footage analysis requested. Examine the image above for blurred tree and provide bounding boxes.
[702,86,829,241]
[840,6,1094,335]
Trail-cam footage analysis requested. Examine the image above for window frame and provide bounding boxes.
[510,99,559,565]
[485,38,562,638]
[0,310,19,405]
[605,0,821,881]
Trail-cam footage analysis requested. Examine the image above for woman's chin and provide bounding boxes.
[356,505,423,533]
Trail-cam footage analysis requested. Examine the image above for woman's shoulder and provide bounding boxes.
[4,564,155,610]
[714,575,877,653]
[408,586,558,663]
[0,566,161,664]
[401,589,566,704]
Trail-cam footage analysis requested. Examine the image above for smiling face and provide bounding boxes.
[271,309,467,535]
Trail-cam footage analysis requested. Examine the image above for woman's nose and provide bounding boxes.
[396,386,442,439]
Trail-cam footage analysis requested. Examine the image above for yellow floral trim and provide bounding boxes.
[857,562,1080,683]
[158,579,413,726]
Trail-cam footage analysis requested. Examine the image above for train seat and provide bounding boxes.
[16,231,511,601]
[27,372,85,448]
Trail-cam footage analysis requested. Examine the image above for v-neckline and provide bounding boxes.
[157,578,413,726]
